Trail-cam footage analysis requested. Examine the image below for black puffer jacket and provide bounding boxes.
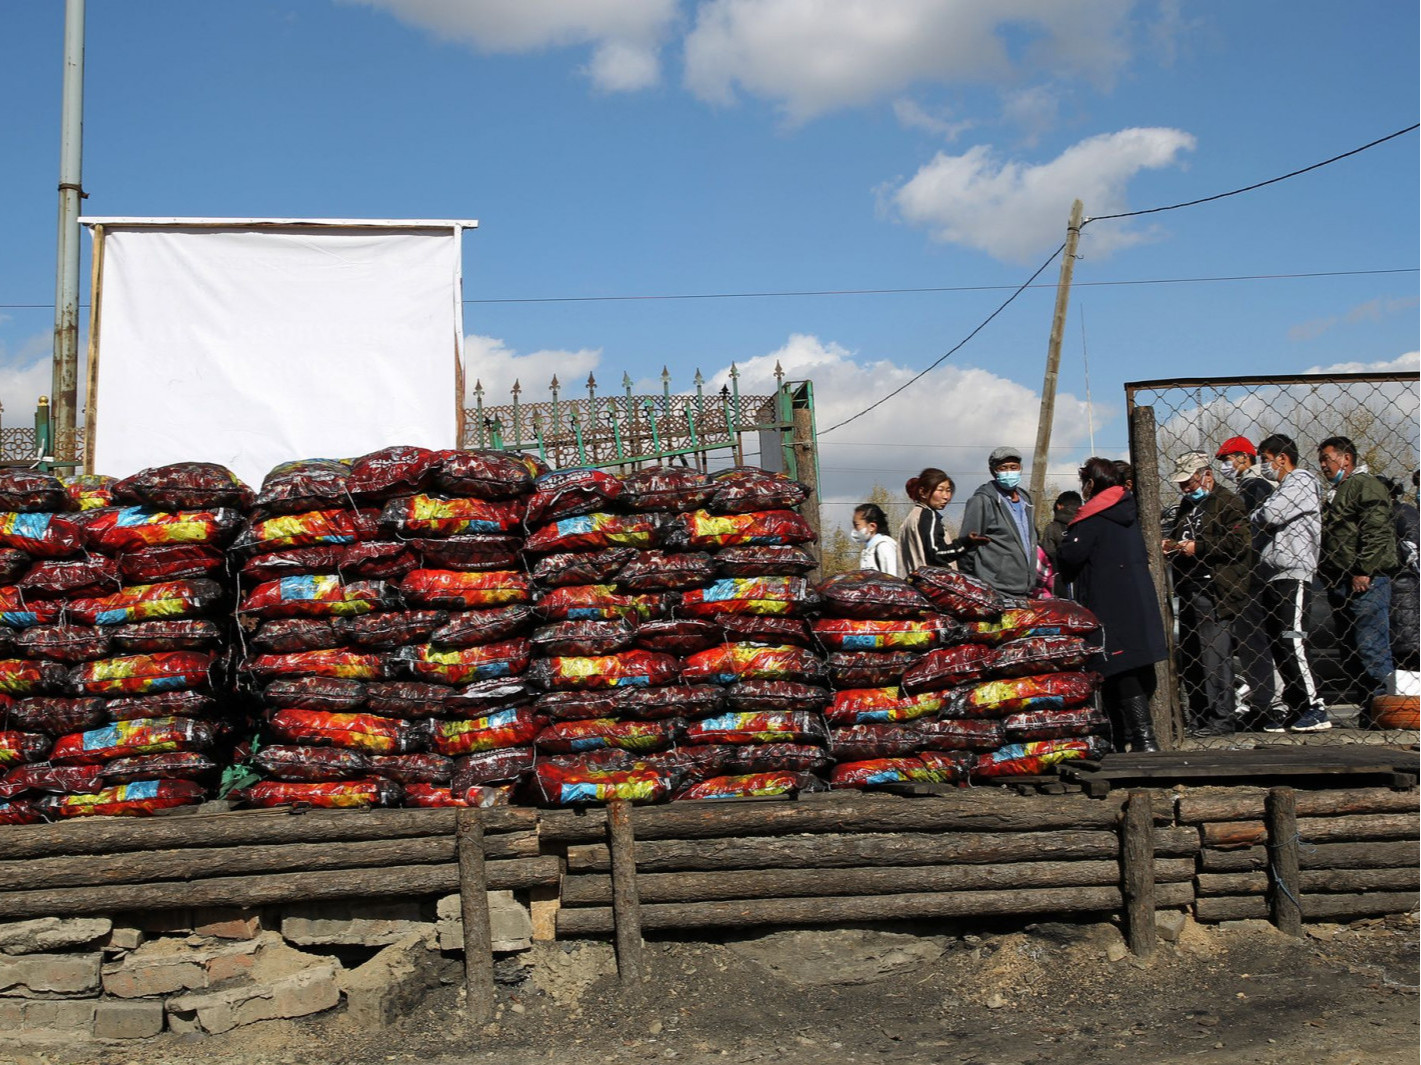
[1056,488,1167,679]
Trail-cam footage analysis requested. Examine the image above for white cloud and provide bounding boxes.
[999,84,1060,144]
[463,334,604,404]
[1288,297,1420,343]
[1304,350,1420,375]
[891,99,973,140]
[683,0,1137,122]
[0,357,56,428]
[882,127,1196,264]
[701,333,1103,518]
[347,0,677,91]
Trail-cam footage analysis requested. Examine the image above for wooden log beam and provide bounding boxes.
[560,858,1198,907]
[1198,868,1421,897]
[557,881,1196,936]
[607,801,643,987]
[0,806,536,860]
[1177,786,1418,824]
[0,856,561,920]
[456,810,496,1025]
[1201,811,1420,850]
[1195,891,1419,924]
[1265,787,1302,936]
[1202,840,1421,873]
[0,833,540,893]
[537,792,1166,845]
[1122,791,1157,957]
[564,826,1199,874]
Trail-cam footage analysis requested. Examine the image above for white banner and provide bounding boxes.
[85,222,468,487]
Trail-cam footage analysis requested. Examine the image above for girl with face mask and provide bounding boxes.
[853,503,901,577]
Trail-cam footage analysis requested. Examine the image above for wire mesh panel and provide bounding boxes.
[1126,372,1420,746]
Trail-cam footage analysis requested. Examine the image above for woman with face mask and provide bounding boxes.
[1055,456,1167,752]
[896,468,986,575]
[956,446,1039,595]
[852,503,901,577]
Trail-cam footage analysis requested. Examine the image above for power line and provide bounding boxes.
[817,242,1067,437]
[0,267,1414,313]
[1086,123,1419,225]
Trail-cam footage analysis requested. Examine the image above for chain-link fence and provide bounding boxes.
[1125,371,1420,746]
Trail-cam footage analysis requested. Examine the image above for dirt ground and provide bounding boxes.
[43,911,1419,1065]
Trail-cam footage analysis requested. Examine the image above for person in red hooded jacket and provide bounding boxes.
[1056,457,1168,752]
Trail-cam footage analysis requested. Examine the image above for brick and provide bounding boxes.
[102,937,260,999]
[25,997,98,1032]
[281,900,430,948]
[166,961,340,1035]
[0,952,102,996]
[93,997,165,1039]
[337,932,442,1027]
[0,917,112,956]
[101,927,145,953]
[435,891,532,953]
[1155,910,1188,943]
[192,907,261,941]
[529,884,560,942]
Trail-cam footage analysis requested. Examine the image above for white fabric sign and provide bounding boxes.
[88,224,463,487]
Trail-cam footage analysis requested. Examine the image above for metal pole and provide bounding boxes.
[1029,199,1084,510]
[52,0,86,463]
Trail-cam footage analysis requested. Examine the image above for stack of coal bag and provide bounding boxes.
[233,446,542,810]
[643,466,824,803]
[0,464,246,822]
[903,569,1111,780]
[810,571,976,789]
[520,465,822,805]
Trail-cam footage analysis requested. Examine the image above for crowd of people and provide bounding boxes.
[851,436,1419,752]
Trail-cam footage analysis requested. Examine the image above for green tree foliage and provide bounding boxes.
[819,526,859,577]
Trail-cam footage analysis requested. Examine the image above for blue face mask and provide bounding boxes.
[1329,468,1346,486]
[1185,487,1209,503]
[995,471,1022,490]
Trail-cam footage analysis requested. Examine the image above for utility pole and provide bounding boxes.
[52,0,86,462]
[1028,199,1084,511]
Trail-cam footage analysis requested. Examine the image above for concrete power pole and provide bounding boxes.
[52,0,86,462]
[1028,199,1084,511]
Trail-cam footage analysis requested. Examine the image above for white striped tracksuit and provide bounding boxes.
[1252,468,1325,718]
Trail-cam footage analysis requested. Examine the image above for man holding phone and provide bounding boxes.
[1165,452,1253,737]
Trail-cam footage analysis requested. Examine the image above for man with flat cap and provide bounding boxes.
[1165,451,1253,737]
[959,446,1039,596]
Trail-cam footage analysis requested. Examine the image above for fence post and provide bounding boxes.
[790,384,822,581]
[1265,787,1303,936]
[1129,403,1185,748]
[1121,790,1157,958]
[455,808,496,1023]
[607,800,644,987]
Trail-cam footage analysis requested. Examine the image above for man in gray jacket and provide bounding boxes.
[1253,433,1328,732]
[958,446,1038,596]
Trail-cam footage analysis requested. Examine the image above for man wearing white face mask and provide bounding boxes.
[1214,435,1281,730]
[1165,452,1252,737]
[958,446,1038,596]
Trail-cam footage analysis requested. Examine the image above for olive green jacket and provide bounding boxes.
[1319,469,1398,583]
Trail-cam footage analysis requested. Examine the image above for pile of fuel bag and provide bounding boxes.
[0,451,1110,817]
[0,464,245,822]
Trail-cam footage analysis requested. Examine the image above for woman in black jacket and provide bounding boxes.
[1056,457,1168,752]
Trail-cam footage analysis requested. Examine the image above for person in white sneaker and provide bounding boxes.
[1253,434,1328,732]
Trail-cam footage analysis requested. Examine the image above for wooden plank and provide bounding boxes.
[0,856,561,919]
[1202,812,1420,849]
[456,809,495,1024]
[565,825,1199,874]
[537,791,1136,844]
[0,806,536,860]
[557,881,1196,935]
[1122,791,1157,957]
[0,833,539,893]
[560,858,1199,907]
[1201,840,1420,873]
[1198,868,1421,897]
[1177,786,1419,824]
[1195,891,1419,924]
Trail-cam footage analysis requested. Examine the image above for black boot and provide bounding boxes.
[1120,694,1160,753]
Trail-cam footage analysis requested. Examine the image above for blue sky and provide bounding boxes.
[0,1,1416,519]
